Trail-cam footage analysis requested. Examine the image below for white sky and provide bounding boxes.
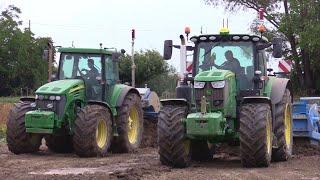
[1,0,275,71]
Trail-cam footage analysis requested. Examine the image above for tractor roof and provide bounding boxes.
[189,34,269,44]
[58,47,114,55]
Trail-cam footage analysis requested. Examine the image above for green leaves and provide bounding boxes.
[0,5,52,96]
[119,50,177,96]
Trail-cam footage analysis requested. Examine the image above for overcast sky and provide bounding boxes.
[0,0,277,70]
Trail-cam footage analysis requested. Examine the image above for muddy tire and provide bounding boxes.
[272,89,293,161]
[239,103,272,167]
[6,101,42,154]
[158,105,190,168]
[111,93,143,153]
[45,135,73,153]
[191,141,214,161]
[73,105,112,157]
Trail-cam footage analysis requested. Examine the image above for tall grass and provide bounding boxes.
[0,103,13,143]
[0,96,20,103]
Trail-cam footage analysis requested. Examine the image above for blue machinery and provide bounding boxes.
[137,88,160,120]
[293,97,320,145]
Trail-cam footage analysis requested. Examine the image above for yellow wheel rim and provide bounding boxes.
[183,140,190,155]
[266,112,272,154]
[128,107,139,145]
[96,120,107,149]
[284,103,292,147]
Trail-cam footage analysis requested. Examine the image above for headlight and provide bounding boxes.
[211,81,225,89]
[55,96,61,101]
[49,95,55,101]
[35,95,39,99]
[47,103,54,109]
[38,95,44,100]
[194,81,205,89]
[30,102,36,108]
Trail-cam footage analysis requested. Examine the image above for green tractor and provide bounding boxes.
[6,47,145,156]
[158,28,293,168]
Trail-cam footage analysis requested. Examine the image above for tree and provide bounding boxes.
[119,50,178,96]
[0,5,52,96]
[204,0,320,94]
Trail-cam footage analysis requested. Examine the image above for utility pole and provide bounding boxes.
[28,20,31,31]
[131,29,136,87]
[48,42,53,82]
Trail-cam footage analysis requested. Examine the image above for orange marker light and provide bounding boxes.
[257,24,266,33]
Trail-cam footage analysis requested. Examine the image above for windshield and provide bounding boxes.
[196,41,254,77]
[59,53,102,80]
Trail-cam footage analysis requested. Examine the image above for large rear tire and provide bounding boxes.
[158,105,191,168]
[6,101,42,154]
[191,141,214,161]
[239,103,272,167]
[45,135,73,153]
[73,105,112,157]
[272,89,293,161]
[111,93,143,153]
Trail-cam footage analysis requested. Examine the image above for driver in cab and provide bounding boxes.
[213,50,241,76]
[81,59,99,80]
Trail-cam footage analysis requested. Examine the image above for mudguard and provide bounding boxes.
[242,96,272,106]
[270,78,291,105]
[20,97,35,102]
[160,98,188,107]
[116,86,140,107]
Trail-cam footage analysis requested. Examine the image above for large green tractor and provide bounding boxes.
[158,29,293,168]
[6,47,145,156]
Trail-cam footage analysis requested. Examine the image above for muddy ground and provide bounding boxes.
[1,142,320,180]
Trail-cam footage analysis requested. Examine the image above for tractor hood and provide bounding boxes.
[194,69,235,82]
[35,79,84,95]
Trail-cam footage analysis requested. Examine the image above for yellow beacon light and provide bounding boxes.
[219,27,230,35]
[220,19,230,35]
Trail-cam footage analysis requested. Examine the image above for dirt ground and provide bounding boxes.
[1,142,320,180]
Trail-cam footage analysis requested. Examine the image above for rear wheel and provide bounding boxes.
[239,103,272,167]
[73,105,112,157]
[191,141,215,161]
[6,101,42,154]
[272,89,293,161]
[45,135,73,153]
[158,105,190,168]
[111,93,143,153]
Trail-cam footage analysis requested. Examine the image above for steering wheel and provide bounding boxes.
[78,67,90,80]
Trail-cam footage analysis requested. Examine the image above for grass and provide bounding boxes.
[0,96,20,104]
[0,126,6,143]
[0,102,13,144]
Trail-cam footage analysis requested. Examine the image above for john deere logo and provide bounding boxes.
[206,89,213,96]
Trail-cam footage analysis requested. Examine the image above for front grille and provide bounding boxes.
[195,83,225,111]
[35,96,66,118]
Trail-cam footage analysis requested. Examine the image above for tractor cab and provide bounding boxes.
[190,31,282,93]
[57,48,121,101]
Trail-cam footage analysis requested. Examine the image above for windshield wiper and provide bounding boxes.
[201,41,222,59]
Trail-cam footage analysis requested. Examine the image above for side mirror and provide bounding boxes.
[163,40,173,60]
[272,37,283,58]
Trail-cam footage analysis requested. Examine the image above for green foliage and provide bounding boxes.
[119,50,177,96]
[0,96,19,103]
[0,5,52,96]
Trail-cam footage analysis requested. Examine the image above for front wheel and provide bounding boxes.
[6,101,42,154]
[272,89,293,161]
[239,103,272,167]
[73,105,112,157]
[158,105,190,168]
[111,93,143,153]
